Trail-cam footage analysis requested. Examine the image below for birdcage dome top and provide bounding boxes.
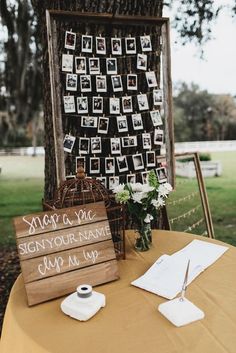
[51,167,110,209]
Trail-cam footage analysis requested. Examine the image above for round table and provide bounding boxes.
[1,230,236,353]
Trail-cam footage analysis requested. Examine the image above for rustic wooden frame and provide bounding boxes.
[163,152,215,238]
[46,10,175,187]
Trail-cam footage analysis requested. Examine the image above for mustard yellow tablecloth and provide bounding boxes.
[1,230,236,353]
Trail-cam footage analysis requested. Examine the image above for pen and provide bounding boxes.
[180,259,190,301]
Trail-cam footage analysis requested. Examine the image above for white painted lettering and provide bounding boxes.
[63,214,73,226]
[38,256,64,276]
[68,255,80,267]
[83,250,99,264]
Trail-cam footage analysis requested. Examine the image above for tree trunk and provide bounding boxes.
[34,0,163,200]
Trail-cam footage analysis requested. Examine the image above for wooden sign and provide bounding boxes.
[14,201,119,306]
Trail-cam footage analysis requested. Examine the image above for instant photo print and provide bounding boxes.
[63,96,76,113]
[82,35,93,53]
[63,134,76,153]
[111,38,122,55]
[75,56,87,74]
[62,54,73,72]
[65,31,76,50]
[66,74,78,91]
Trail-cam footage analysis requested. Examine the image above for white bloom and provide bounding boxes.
[151,199,159,207]
[132,192,147,203]
[164,183,173,192]
[158,183,172,197]
[141,184,155,193]
[113,183,125,193]
[144,214,154,223]
[130,182,143,192]
[157,197,165,207]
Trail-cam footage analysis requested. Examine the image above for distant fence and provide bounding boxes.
[0,147,45,156]
[0,141,236,156]
[174,140,236,153]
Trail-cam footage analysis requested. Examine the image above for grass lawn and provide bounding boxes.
[205,151,236,245]
[166,151,236,245]
[0,151,235,246]
[0,156,44,246]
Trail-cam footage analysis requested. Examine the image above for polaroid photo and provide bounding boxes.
[132,154,144,171]
[63,96,75,113]
[137,53,147,71]
[141,171,150,184]
[93,96,103,114]
[106,58,117,75]
[91,137,102,154]
[127,174,136,184]
[116,156,128,172]
[79,137,90,154]
[140,35,152,52]
[146,151,156,167]
[111,38,122,55]
[156,167,167,183]
[109,176,120,190]
[105,157,115,174]
[89,57,100,75]
[80,75,92,93]
[96,176,107,188]
[110,137,121,155]
[81,116,98,128]
[142,133,152,149]
[150,110,163,126]
[96,37,106,55]
[62,54,73,72]
[153,89,163,105]
[81,35,93,53]
[63,134,76,153]
[66,74,78,91]
[146,71,157,88]
[122,136,137,148]
[111,75,123,92]
[125,37,136,54]
[75,56,87,74]
[76,156,86,172]
[90,157,100,174]
[117,115,128,132]
[154,129,164,145]
[77,96,88,114]
[131,113,143,130]
[122,96,133,114]
[96,75,107,92]
[110,97,120,115]
[98,117,109,134]
[127,74,137,91]
[137,94,149,111]
[65,31,76,50]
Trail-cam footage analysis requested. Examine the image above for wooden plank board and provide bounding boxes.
[26,260,119,306]
[16,219,111,260]
[14,201,119,305]
[14,201,108,238]
[21,240,116,283]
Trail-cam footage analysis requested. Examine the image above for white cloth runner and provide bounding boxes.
[131,239,228,299]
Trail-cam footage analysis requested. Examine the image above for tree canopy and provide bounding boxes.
[0,0,236,147]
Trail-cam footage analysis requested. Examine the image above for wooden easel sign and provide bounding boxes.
[14,201,119,306]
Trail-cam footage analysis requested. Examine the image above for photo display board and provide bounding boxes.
[46,11,174,190]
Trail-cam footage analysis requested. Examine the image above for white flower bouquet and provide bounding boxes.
[113,170,172,251]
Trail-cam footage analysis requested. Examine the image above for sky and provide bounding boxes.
[163,4,236,96]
